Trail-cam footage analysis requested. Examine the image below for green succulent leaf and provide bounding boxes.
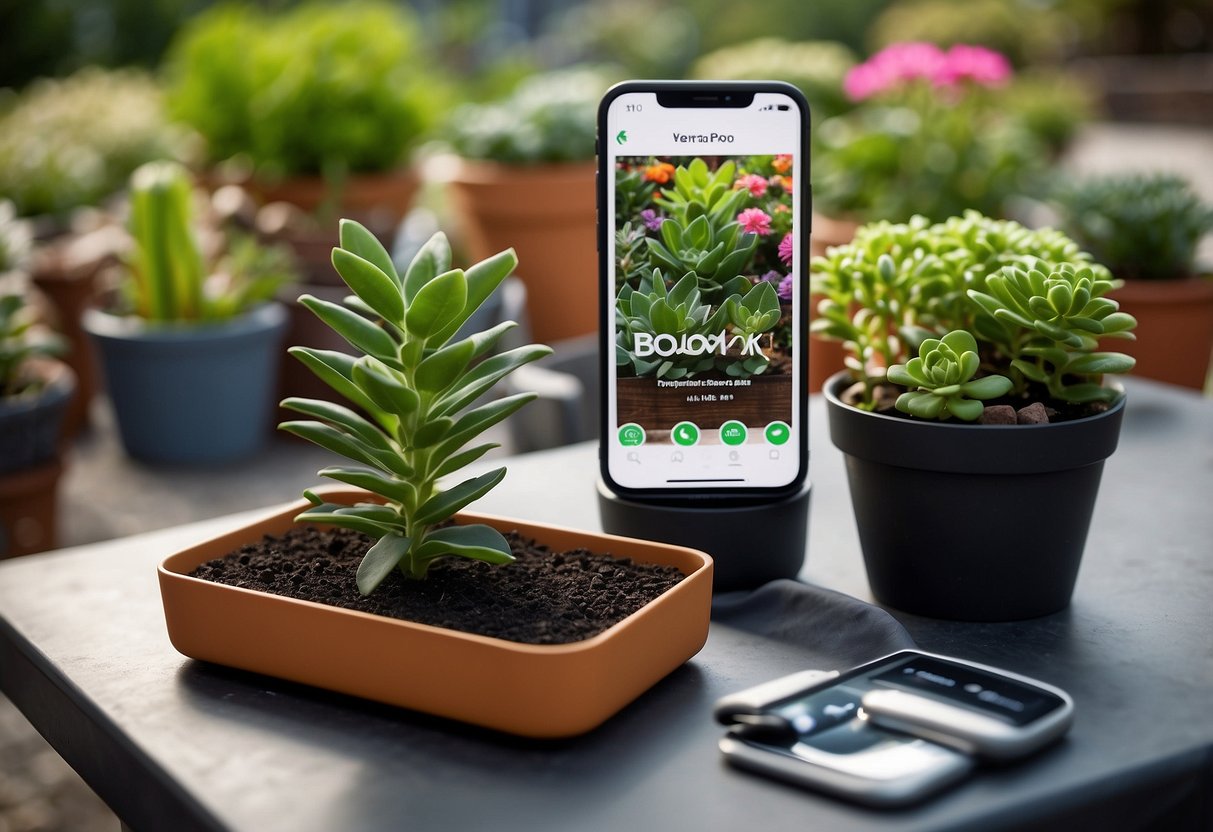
[403,231,452,304]
[357,532,411,595]
[299,294,399,363]
[339,219,399,288]
[414,467,507,526]
[960,374,1013,399]
[414,524,514,566]
[405,269,468,340]
[332,248,404,322]
[947,398,984,421]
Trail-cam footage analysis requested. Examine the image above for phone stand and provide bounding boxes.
[596,478,812,592]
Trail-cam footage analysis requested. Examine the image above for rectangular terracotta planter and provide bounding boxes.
[159,490,713,738]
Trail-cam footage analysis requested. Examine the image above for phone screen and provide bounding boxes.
[600,84,808,494]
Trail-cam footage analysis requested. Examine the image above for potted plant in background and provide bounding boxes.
[807,41,1056,390]
[158,219,713,737]
[1054,173,1213,391]
[164,1,437,233]
[444,65,615,343]
[0,274,75,557]
[0,66,180,435]
[83,161,292,464]
[813,212,1137,620]
[164,1,440,415]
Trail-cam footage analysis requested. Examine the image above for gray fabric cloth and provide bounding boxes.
[712,579,916,670]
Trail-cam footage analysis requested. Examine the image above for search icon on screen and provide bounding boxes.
[627,451,640,464]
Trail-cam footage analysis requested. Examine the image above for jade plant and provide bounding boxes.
[813,211,1137,420]
[280,219,551,594]
[122,161,290,322]
[1053,174,1213,281]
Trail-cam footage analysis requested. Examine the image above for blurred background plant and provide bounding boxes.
[1053,173,1213,280]
[114,161,294,322]
[0,67,179,219]
[0,201,32,275]
[163,1,439,181]
[811,42,1047,223]
[446,65,619,165]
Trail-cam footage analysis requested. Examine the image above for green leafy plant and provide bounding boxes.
[0,289,64,399]
[165,2,437,177]
[280,219,552,594]
[887,330,1011,420]
[0,67,176,217]
[1053,174,1213,281]
[968,263,1136,403]
[122,161,290,322]
[447,66,616,165]
[812,211,1137,417]
[0,201,31,274]
[646,212,758,304]
[812,43,1047,224]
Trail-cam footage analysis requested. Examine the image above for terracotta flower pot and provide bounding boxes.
[159,489,713,738]
[1103,277,1213,391]
[446,159,597,343]
[248,168,421,223]
[808,213,860,393]
[0,358,75,557]
[825,372,1125,621]
[0,460,64,558]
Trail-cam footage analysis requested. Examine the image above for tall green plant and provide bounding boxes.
[281,220,551,594]
[124,161,290,322]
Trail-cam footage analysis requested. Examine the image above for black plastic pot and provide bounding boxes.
[824,371,1125,621]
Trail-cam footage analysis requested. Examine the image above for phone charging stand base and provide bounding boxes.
[595,478,811,592]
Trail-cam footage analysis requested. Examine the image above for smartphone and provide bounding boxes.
[598,81,810,501]
[715,651,1074,806]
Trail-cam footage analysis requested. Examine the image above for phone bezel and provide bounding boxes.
[597,80,812,504]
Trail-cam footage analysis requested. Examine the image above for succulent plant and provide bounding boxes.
[281,219,551,594]
[1053,174,1213,281]
[812,211,1137,416]
[887,330,1011,420]
[123,161,290,322]
[654,158,750,228]
[968,264,1136,403]
[616,270,779,380]
[0,288,64,399]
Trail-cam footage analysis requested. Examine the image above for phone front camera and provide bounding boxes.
[725,95,732,101]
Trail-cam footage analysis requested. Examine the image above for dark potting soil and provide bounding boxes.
[190,526,686,645]
[841,381,1112,424]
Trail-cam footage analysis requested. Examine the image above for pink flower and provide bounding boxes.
[737,208,772,236]
[844,42,1012,101]
[844,42,946,100]
[778,233,794,266]
[734,173,768,198]
[937,45,1012,88]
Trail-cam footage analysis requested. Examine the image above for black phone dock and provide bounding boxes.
[595,479,812,592]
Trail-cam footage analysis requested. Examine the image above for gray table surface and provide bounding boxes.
[1,378,1211,831]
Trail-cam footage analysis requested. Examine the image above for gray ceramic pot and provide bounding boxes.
[85,304,287,464]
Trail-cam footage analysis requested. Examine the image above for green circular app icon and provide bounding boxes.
[672,421,700,447]
[719,420,747,446]
[618,423,645,447]
[764,421,791,446]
